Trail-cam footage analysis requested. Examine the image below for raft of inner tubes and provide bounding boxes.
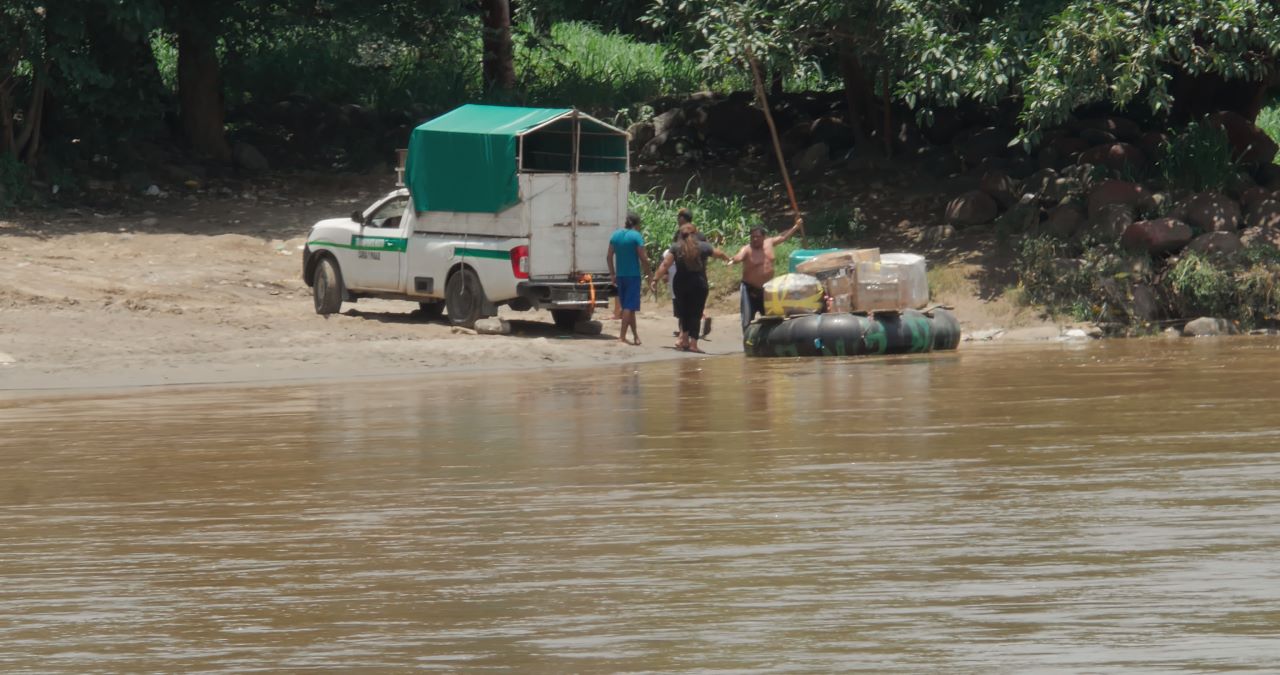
[743,308,961,358]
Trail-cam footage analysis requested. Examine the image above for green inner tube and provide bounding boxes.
[744,308,961,358]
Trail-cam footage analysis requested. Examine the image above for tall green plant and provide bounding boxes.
[1159,121,1239,193]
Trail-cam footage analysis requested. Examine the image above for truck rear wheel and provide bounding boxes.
[313,257,344,315]
[446,268,484,328]
[551,309,585,329]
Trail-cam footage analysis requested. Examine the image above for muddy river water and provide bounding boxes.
[3,340,1280,672]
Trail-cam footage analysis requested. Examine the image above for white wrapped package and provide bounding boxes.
[880,253,929,309]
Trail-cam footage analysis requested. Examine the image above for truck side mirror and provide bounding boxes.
[351,210,363,223]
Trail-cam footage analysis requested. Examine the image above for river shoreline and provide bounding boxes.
[1,174,1065,401]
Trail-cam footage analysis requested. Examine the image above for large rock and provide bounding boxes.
[1245,197,1280,229]
[1240,225,1280,248]
[1036,145,1067,170]
[1023,168,1059,200]
[1049,135,1091,159]
[1121,218,1193,255]
[793,143,830,172]
[702,100,767,146]
[1183,192,1242,232]
[1137,131,1170,161]
[627,121,655,151]
[1087,203,1136,241]
[979,171,1020,209]
[1186,231,1244,256]
[999,194,1041,232]
[1078,142,1148,174]
[232,142,270,172]
[474,318,510,335]
[945,190,999,227]
[1044,203,1086,239]
[1079,116,1143,143]
[1207,110,1279,165]
[1182,317,1238,337]
[808,116,855,151]
[640,127,697,160]
[1239,186,1272,215]
[1130,284,1163,322]
[1087,179,1151,217]
[652,107,688,137]
[1259,162,1280,190]
[1078,128,1116,146]
[921,224,956,245]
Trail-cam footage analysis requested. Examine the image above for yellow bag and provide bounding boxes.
[763,273,824,317]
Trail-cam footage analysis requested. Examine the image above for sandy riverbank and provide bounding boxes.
[0,174,1064,398]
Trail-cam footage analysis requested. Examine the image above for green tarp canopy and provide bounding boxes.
[404,104,628,214]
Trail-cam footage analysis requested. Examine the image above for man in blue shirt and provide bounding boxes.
[607,212,650,345]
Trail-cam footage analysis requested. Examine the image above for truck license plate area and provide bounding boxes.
[551,287,589,304]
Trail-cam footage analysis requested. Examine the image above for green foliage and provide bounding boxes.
[1015,236,1151,321]
[1165,251,1238,319]
[515,22,707,109]
[1159,121,1240,193]
[0,155,33,208]
[223,21,481,111]
[1257,105,1280,157]
[1166,248,1280,327]
[1016,235,1094,317]
[802,205,869,240]
[627,187,764,263]
[1018,0,1280,136]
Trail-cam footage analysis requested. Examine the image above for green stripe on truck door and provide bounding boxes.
[454,247,510,260]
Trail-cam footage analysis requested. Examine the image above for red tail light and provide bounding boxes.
[511,245,529,279]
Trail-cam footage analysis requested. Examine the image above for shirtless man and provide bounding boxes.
[728,219,802,332]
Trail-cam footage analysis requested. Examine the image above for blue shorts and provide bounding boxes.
[616,276,642,311]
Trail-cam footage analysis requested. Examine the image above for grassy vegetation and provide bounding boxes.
[516,21,710,110]
[1014,231,1280,329]
[627,188,844,306]
[1166,247,1280,327]
[1258,104,1280,154]
[160,21,767,119]
[1159,121,1240,193]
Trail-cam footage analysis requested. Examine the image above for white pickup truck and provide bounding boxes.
[302,105,628,328]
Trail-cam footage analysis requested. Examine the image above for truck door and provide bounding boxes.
[573,173,624,275]
[527,174,574,278]
[345,193,408,291]
[526,173,622,279]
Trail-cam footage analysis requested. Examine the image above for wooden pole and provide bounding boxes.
[745,49,803,234]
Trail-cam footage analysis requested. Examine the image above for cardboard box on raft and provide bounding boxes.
[816,253,930,312]
[795,248,881,277]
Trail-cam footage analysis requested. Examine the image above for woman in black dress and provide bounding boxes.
[651,223,730,353]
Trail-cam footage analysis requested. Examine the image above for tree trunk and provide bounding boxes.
[770,70,784,97]
[1,78,14,157]
[481,0,515,92]
[881,68,893,158]
[177,26,229,161]
[837,40,873,144]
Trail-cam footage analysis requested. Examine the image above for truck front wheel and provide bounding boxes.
[313,257,344,315]
[446,268,484,328]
